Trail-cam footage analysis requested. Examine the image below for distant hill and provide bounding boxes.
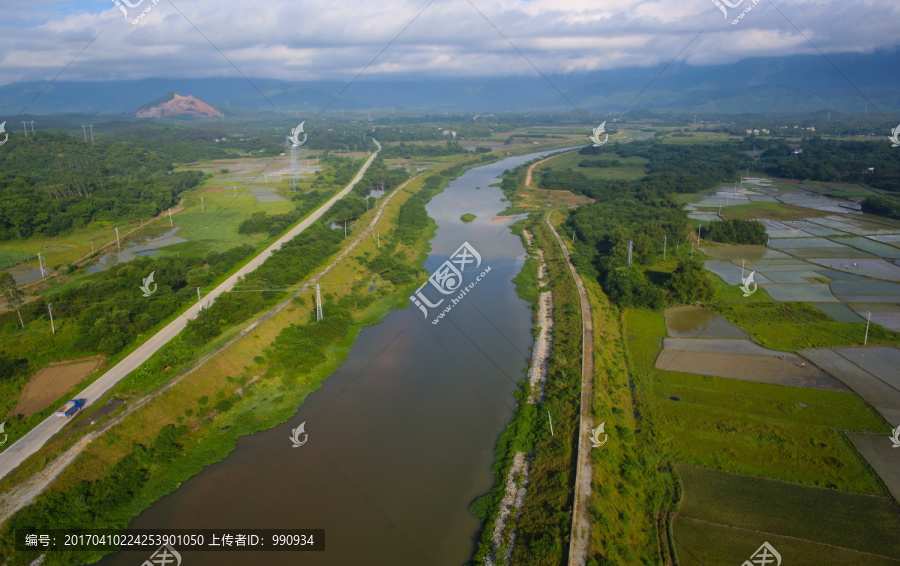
[135,92,223,118]
[0,50,898,114]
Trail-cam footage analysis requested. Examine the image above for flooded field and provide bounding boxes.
[690,181,900,331]
[87,227,187,273]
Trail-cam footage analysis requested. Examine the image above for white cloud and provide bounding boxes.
[0,0,897,84]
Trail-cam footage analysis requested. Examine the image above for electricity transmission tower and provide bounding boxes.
[315,285,323,321]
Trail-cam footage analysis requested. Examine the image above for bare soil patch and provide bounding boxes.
[656,350,849,391]
[9,357,103,418]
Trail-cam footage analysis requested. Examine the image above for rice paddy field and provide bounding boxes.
[673,464,900,566]
[627,308,888,493]
[627,303,900,563]
[695,180,900,333]
[635,178,900,561]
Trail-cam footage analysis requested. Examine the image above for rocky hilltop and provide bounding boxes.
[135,92,223,118]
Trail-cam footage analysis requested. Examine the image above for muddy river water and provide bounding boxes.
[99,149,572,566]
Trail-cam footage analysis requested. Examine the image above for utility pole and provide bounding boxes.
[316,284,323,321]
[344,221,347,238]
[21,121,28,136]
[697,224,702,245]
[233,185,237,198]
[663,235,667,260]
[36,252,46,277]
[168,209,173,226]
[742,259,746,281]
[48,303,55,335]
[115,227,120,250]
[572,229,576,243]
[864,312,872,346]
[201,197,205,213]
[197,287,202,308]
[548,410,554,436]
[377,231,380,249]
[81,125,88,142]
[88,124,94,143]
[627,240,633,267]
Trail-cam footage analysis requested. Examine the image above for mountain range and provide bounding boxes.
[1,50,898,115]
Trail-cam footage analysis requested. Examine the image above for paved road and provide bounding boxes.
[546,214,595,566]
[0,159,418,523]
[0,141,381,482]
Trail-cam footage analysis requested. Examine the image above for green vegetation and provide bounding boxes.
[755,137,900,192]
[2,424,189,564]
[0,249,36,271]
[508,219,584,565]
[495,141,755,309]
[714,299,900,351]
[0,134,204,240]
[862,194,900,220]
[0,151,490,566]
[626,308,887,493]
[701,219,766,245]
[237,191,329,236]
[460,213,476,223]
[715,200,831,221]
[675,518,900,566]
[381,140,467,158]
[675,464,900,558]
[0,272,25,327]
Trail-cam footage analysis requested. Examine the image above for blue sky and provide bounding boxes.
[0,0,898,84]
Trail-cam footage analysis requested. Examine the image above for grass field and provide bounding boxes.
[539,150,649,182]
[0,249,36,271]
[699,201,833,221]
[675,463,900,558]
[714,288,900,351]
[658,131,745,144]
[674,517,900,565]
[626,308,888,493]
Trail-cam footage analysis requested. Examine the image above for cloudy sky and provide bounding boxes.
[0,0,897,85]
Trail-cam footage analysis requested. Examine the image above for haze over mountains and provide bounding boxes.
[1,50,898,115]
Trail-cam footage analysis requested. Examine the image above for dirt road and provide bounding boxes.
[545,214,594,566]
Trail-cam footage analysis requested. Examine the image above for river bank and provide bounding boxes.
[1,148,565,565]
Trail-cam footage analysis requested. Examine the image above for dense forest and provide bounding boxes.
[755,137,900,191]
[0,133,203,240]
[702,219,767,245]
[380,140,467,158]
[862,194,900,220]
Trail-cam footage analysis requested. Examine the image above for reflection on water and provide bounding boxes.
[5,264,43,285]
[665,306,748,339]
[90,227,186,272]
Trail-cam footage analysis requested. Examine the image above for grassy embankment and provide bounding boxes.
[470,212,666,566]
[469,213,584,565]
[0,154,501,565]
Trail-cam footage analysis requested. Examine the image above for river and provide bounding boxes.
[99,148,575,566]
